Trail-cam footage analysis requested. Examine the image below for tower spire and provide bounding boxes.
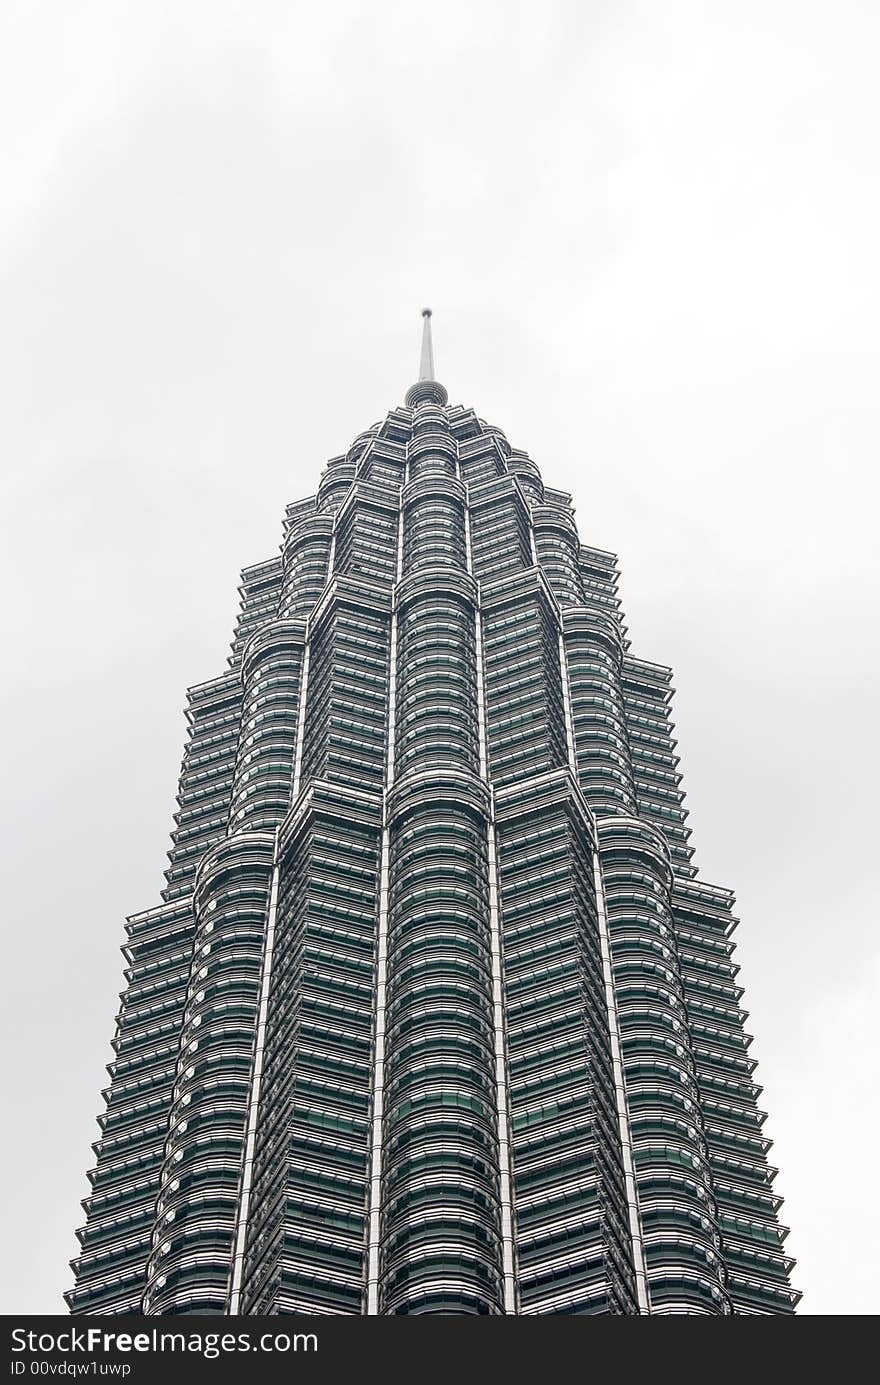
[405,307,448,408]
[419,307,436,381]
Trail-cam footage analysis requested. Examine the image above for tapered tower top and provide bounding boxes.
[405,307,449,408]
[419,307,436,380]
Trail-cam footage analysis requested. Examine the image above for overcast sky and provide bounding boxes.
[1,0,877,1316]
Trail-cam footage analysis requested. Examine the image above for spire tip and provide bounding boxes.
[418,308,436,382]
[405,307,447,407]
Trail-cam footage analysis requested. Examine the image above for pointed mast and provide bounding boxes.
[419,308,436,381]
[405,307,448,408]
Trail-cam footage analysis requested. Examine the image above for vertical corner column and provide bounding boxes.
[144,834,275,1315]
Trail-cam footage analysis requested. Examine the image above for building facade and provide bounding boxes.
[68,315,799,1315]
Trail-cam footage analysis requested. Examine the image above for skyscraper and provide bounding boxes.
[68,313,799,1316]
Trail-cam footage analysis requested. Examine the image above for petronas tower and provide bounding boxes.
[68,314,799,1316]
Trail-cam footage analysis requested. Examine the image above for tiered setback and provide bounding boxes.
[68,393,798,1315]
